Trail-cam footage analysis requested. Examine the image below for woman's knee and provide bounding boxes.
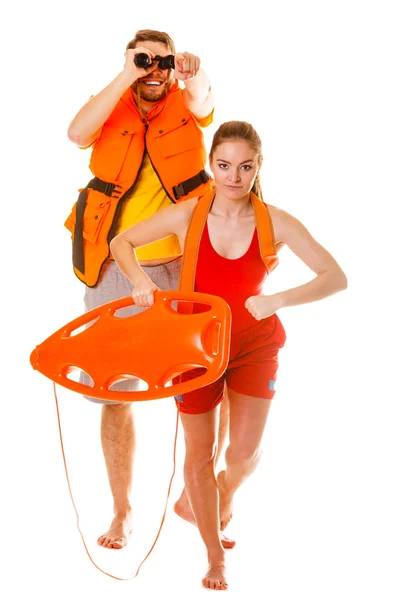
[225,442,263,467]
[181,412,218,462]
[185,439,218,467]
[184,452,216,486]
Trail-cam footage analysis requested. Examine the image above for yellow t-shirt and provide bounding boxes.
[114,153,182,260]
[113,110,213,261]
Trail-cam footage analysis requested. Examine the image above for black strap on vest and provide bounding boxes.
[72,177,122,275]
[172,169,210,200]
[72,170,208,275]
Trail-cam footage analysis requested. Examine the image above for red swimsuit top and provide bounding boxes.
[194,222,269,334]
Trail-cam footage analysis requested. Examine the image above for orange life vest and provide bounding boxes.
[64,80,213,287]
[179,189,278,298]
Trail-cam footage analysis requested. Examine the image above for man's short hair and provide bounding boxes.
[126,30,176,55]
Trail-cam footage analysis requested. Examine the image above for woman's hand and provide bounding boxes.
[132,279,160,307]
[245,294,282,320]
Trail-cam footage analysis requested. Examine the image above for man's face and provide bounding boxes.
[133,41,174,103]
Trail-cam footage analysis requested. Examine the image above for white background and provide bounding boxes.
[2,1,399,598]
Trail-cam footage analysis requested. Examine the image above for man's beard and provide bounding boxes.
[133,81,169,103]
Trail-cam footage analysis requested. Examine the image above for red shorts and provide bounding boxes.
[175,314,286,415]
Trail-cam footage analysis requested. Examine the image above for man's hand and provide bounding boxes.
[122,47,158,85]
[174,52,201,81]
[245,294,283,321]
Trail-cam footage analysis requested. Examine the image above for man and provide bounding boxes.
[65,29,215,550]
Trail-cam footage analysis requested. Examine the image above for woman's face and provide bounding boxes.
[210,140,260,199]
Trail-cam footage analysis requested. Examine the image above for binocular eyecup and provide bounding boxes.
[134,53,175,70]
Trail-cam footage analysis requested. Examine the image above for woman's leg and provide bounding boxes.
[173,390,233,539]
[218,389,272,530]
[180,408,228,590]
[174,382,235,548]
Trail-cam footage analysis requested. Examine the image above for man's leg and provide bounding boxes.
[180,408,228,590]
[93,258,182,547]
[83,260,140,548]
[97,402,134,548]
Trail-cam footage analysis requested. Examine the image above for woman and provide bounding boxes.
[110,121,347,590]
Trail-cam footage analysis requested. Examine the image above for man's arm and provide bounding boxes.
[174,52,214,121]
[67,48,158,148]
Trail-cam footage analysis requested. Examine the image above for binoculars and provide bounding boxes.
[134,53,175,70]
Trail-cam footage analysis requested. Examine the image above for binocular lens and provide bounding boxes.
[134,53,175,70]
[134,53,152,68]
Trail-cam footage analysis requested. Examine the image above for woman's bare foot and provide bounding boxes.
[97,511,132,549]
[217,471,234,531]
[202,559,228,591]
[174,490,236,549]
[173,489,195,524]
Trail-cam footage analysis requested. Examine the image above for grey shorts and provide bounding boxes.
[81,257,182,404]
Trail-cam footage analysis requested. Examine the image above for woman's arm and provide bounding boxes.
[110,199,195,305]
[245,206,348,320]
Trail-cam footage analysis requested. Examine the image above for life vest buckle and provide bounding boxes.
[172,170,211,200]
[104,182,115,197]
[172,183,185,200]
[88,178,122,198]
